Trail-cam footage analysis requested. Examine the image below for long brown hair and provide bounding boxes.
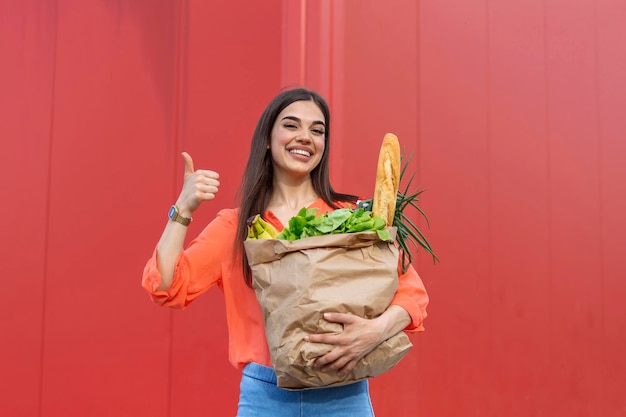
[236,88,358,287]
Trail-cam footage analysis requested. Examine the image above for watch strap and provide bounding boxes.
[169,205,192,226]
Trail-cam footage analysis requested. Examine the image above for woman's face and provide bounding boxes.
[269,100,326,180]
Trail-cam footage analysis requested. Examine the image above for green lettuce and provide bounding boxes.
[276,207,392,242]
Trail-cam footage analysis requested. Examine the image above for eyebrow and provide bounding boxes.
[281,115,326,127]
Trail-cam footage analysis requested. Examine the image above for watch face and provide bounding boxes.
[168,205,176,219]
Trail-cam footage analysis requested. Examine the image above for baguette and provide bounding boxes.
[372,133,401,226]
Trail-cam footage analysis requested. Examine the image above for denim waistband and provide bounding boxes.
[237,362,374,416]
[242,362,278,384]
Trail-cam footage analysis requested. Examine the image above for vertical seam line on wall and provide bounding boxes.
[281,0,289,87]
[415,2,422,411]
[542,0,554,365]
[415,0,422,275]
[38,1,59,415]
[300,0,307,85]
[591,0,605,402]
[329,0,345,192]
[328,0,333,110]
[485,0,494,391]
[168,1,188,415]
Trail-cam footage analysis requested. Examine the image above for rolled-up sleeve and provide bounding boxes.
[141,209,236,309]
[390,264,429,332]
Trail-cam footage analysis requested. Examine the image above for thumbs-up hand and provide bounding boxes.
[175,152,220,217]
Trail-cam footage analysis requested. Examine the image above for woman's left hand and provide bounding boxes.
[306,305,410,376]
[306,312,383,376]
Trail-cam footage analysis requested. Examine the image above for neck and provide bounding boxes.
[270,171,319,209]
[269,179,319,211]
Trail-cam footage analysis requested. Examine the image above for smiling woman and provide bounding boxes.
[141,88,429,416]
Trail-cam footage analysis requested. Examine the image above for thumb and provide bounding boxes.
[181,152,194,176]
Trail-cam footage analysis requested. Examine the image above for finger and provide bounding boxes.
[314,348,343,369]
[198,183,220,196]
[306,332,339,345]
[323,312,356,325]
[182,152,194,176]
[195,191,218,201]
[197,170,220,181]
[320,352,353,372]
[337,358,359,376]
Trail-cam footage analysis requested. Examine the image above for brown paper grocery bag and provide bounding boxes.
[244,228,413,389]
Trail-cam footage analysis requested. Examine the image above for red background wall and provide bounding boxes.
[1,0,625,416]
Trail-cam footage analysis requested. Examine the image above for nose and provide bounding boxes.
[296,130,312,143]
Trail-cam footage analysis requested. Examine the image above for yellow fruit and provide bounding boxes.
[246,214,279,240]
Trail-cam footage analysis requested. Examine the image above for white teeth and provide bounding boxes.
[290,149,311,157]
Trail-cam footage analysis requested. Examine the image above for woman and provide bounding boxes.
[142,88,429,416]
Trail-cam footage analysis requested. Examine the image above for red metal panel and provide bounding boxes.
[418,1,493,416]
[303,0,333,98]
[281,0,305,88]
[543,1,605,415]
[0,1,56,415]
[596,2,626,415]
[326,0,348,193]
[38,1,178,415]
[487,1,552,415]
[334,0,420,200]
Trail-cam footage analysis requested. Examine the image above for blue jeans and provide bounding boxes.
[236,362,375,417]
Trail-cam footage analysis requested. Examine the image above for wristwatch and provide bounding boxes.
[168,205,192,226]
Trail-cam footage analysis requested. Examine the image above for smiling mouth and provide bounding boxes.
[289,149,312,157]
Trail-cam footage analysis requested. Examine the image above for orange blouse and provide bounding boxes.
[142,198,429,370]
